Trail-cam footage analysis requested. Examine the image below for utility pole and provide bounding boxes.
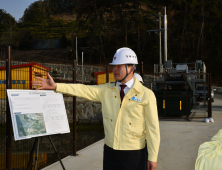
[147,7,168,72]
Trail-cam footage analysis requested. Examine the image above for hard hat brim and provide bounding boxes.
[109,62,138,65]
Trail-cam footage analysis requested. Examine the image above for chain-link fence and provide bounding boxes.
[0,46,106,170]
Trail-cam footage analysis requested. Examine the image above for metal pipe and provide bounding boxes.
[203,62,206,81]
[203,81,206,106]
[140,61,144,80]
[34,138,40,170]
[73,60,77,156]
[186,73,188,119]
[208,73,212,118]
[159,12,162,66]
[164,7,167,67]
[6,46,12,170]
[106,66,109,83]
[82,52,83,83]
[76,37,78,65]
[164,73,166,117]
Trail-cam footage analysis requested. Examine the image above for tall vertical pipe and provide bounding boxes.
[208,73,212,118]
[164,7,167,67]
[106,66,109,83]
[140,61,144,80]
[82,52,83,83]
[159,12,162,66]
[73,60,77,156]
[76,37,78,65]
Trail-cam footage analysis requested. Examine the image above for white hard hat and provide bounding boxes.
[109,47,138,65]
[133,73,144,83]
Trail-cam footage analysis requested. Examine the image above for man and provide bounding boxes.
[133,73,144,84]
[195,129,222,170]
[32,47,160,170]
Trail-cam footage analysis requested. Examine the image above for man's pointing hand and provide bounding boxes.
[32,72,57,90]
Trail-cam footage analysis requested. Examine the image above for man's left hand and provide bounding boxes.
[147,160,157,170]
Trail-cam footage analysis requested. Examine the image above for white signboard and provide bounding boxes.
[7,90,70,140]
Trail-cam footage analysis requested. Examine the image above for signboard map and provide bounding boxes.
[7,90,70,140]
[16,113,46,137]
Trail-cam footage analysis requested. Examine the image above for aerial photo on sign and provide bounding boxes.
[15,113,46,137]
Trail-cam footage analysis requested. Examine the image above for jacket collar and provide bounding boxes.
[117,78,134,90]
[113,77,143,93]
[132,77,143,93]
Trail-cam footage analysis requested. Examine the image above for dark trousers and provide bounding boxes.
[103,144,148,170]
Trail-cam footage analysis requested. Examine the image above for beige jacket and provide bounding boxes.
[56,77,160,162]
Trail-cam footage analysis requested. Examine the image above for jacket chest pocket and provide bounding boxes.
[103,95,119,116]
[104,89,117,99]
[124,120,144,139]
[126,101,144,119]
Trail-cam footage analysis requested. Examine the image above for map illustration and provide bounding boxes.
[15,113,46,137]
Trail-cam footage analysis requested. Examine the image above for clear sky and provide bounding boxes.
[0,0,38,21]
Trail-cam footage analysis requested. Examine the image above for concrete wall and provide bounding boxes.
[65,98,102,124]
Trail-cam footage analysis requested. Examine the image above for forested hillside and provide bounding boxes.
[0,0,222,85]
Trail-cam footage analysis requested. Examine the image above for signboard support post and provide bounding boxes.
[26,136,66,170]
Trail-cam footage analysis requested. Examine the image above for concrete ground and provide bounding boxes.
[42,93,222,170]
[42,139,104,170]
[157,93,222,170]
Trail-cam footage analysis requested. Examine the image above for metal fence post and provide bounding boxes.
[185,73,188,119]
[106,66,109,83]
[140,61,144,80]
[164,73,166,117]
[208,73,212,118]
[73,60,77,156]
[6,46,12,170]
